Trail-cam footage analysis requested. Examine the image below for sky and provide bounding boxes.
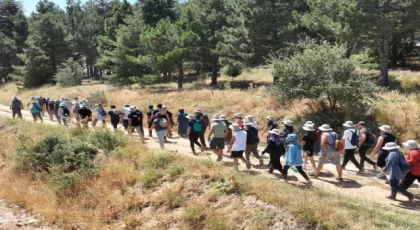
[20,0,138,16]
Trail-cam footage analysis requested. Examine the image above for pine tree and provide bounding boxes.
[138,0,178,27]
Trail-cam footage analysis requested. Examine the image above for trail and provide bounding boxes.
[0,104,419,218]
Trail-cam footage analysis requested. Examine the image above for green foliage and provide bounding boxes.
[168,164,185,177]
[222,62,243,77]
[140,0,178,27]
[88,128,126,153]
[138,168,161,188]
[55,58,84,87]
[86,90,109,105]
[351,48,378,69]
[140,152,175,169]
[270,40,378,114]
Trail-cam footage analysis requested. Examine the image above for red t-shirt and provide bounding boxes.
[407,149,420,176]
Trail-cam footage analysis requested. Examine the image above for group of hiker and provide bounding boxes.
[9,95,419,202]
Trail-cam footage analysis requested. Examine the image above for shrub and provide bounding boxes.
[88,128,126,153]
[55,58,83,87]
[222,62,243,77]
[86,90,108,105]
[138,168,161,188]
[139,152,175,169]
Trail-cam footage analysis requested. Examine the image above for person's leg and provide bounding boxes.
[296,166,310,181]
[156,130,165,149]
[347,149,362,170]
[123,120,128,130]
[399,172,416,190]
[233,157,239,170]
[245,145,251,161]
[335,164,343,178]
[148,122,153,137]
[251,143,260,159]
[135,126,145,142]
[38,113,43,123]
[389,179,413,198]
[12,108,16,118]
[239,155,251,169]
[31,113,36,122]
[55,114,61,125]
[282,165,291,180]
[377,151,388,168]
[341,150,350,169]
[92,118,97,127]
[199,131,206,148]
[189,136,196,153]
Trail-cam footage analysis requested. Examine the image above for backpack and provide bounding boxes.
[193,120,202,132]
[327,133,345,152]
[48,101,55,111]
[54,102,60,112]
[38,97,46,105]
[158,118,168,128]
[100,108,107,116]
[11,99,21,109]
[200,114,210,129]
[62,107,70,116]
[365,129,377,146]
[348,130,359,146]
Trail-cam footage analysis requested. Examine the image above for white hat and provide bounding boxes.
[194,108,203,113]
[229,124,241,131]
[245,115,254,122]
[342,121,355,128]
[282,120,293,126]
[268,129,280,135]
[382,142,400,150]
[265,115,274,121]
[318,124,333,132]
[303,125,315,132]
[186,115,196,120]
[129,106,136,112]
[379,125,392,133]
[304,121,315,126]
[234,113,242,118]
[123,102,130,106]
[402,140,419,149]
[211,115,221,121]
[80,103,87,108]
[219,115,227,121]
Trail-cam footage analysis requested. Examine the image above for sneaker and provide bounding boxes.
[335,177,344,182]
[217,156,223,161]
[259,158,264,166]
[408,194,415,203]
[386,195,396,200]
[306,180,313,185]
[246,161,251,170]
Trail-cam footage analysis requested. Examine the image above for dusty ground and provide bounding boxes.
[0,104,419,229]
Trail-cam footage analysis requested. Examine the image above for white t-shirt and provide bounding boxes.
[342,128,357,150]
[122,107,130,120]
[232,130,247,151]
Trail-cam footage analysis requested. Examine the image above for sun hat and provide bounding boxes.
[318,124,333,132]
[229,124,242,131]
[80,103,87,108]
[268,129,280,135]
[342,121,355,128]
[194,108,203,113]
[234,113,242,118]
[186,115,196,120]
[124,102,130,106]
[402,140,419,149]
[357,121,366,126]
[303,125,315,132]
[211,115,221,121]
[245,115,254,122]
[282,120,293,126]
[265,115,274,121]
[304,121,315,126]
[129,106,136,112]
[382,142,400,151]
[160,106,168,115]
[378,125,392,133]
[219,115,227,121]
[30,96,35,100]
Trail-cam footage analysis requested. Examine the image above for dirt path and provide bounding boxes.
[0,105,419,216]
[0,199,52,230]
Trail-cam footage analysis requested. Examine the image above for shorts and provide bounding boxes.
[231,150,244,158]
[318,152,341,165]
[304,150,314,157]
[210,137,225,150]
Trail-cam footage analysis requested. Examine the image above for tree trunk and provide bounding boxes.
[177,63,184,90]
[377,36,390,86]
[93,66,99,80]
[210,57,218,86]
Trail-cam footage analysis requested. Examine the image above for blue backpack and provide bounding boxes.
[349,130,359,146]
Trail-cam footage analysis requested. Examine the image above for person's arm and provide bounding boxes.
[149,114,155,123]
[371,136,384,156]
[208,124,214,139]
[261,141,272,154]
[9,103,12,110]
[151,123,156,130]
[382,152,396,174]
[20,101,23,109]
[260,126,268,137]
[227,135,236,152]
[300,140,306,147]
[406,151,416,165]
[320,135,327,156]
[358,133,366,147]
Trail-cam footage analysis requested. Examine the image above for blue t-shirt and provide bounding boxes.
[267,121,277,130]
[108,110,120,121]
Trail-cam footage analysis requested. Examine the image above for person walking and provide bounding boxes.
[28,97,43,123]
[108,105,122,130]
[227,124,251,171]
[304,121,322,155]
[92,103,106,127]
[47,98,56,121]
[177,109,189,137]
[301,125,317,173]
[356,121,377,170]
[261,129,285,174]
[54,99,61,124]
[310,124,343,181]
[380,142,414,202]
[10,96,23,119]
[244,115,258,130]
[244,120,263,166]
[371,125,396,170]
[260,115,279,139]
[208,115,226,161]
[37,95,47,116]
[151,112,168,149]
[187,114,203,155]
[146,105,154,137]
[340,121,363,172]
[281,120,294,136]
[78,104,92,129]
[58,102,70,126]
[122,103,131,130]
[128,106,146,143]
[194,109,209,149]
[283,134,312,184]
[220,115,232,144]
[233,113,244,127]
[400,140,420,191]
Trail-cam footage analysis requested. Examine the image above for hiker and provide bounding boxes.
[161,106,173,137]
[244,120,263,166]
[58,102,70,126]
[260,115,279,140]
[281,120,294,136]
[187,114,203,155]
[108,105,121,130]
[340,121,363,172]
[28,97,43,123]
[208,115,226,161]
[227,124,251,170]
[356,121,377,170]
[10,96,23,119]
[245,115,258,130]
[371,125,396,170]
[234,113,243,127]
[400,140,420,191]
[301,125,317,173]
[81,99,90,109]
[177,109,189,137]
[194,109,210,149]
[220,115,232,144]
[146,105,154,137]
[261,129,285,174]
[305,121,322,155]
[283,134,312,184]
[72,101,81,122]
[151,112,168,149]
[47,98,55,121]
[310,124,343,181]
[380,142,414,202]
[128,106,146,143]
[37,95,47,116]
[78,103,92,129]
[54,99,61,124]
[92,103,106,127]
[122,102,131,130]
[166,108,175,137]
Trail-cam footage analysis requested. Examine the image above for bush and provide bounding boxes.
[222,62,243,77]
[138,168,161,188]
[86,90,108,105]
[88,128,126,154]
[55,58,83,87]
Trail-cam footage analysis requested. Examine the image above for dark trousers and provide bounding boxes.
[400,172,420,190]
[123,119,129,130]
[269,151,282,173]
[377,151,389,168]
[358,145,376,168]
[342,149,362,170]
[389,179,412,197]
[12,108,22,119]
[283,165,309,180]
[111,120,119,129]
[199,130,207,147]
[189,134,202,152]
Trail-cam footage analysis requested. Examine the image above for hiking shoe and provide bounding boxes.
[246,161,251,170]
[217,156,223,161]
[259,158,264,166]
[386,195,396,200]
[408,194,415,203]
[335,177,344,182]
[306,180,313,185]
[268,168,274,174]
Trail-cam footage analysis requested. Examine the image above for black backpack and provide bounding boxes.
[365,129,377,146]
[11,99,21,109]
[62,107,70,116]
[200,114,210,129]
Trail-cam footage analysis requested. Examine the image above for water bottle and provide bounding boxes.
[291,167,298,173]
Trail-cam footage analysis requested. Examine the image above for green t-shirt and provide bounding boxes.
[211,121,226,138]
